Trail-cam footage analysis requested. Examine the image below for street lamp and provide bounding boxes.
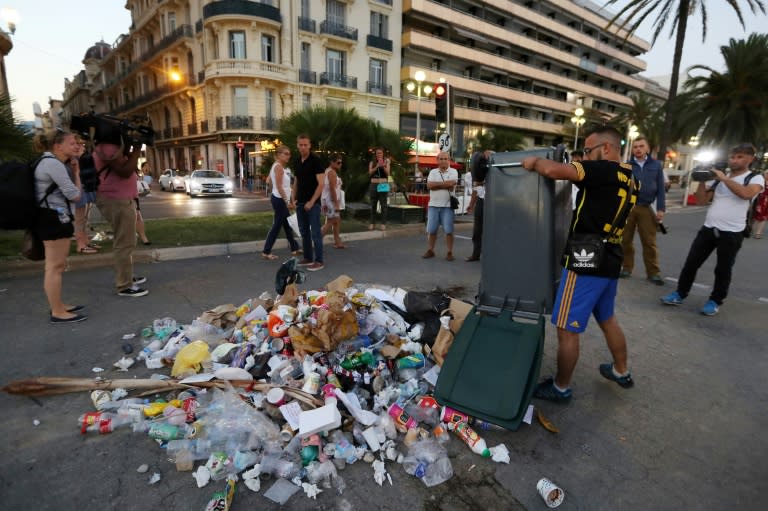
[682,136,700,207]
[405,70,432,167]
[0,8,19,34]
[571,107,585,150]
[624,124,639,161]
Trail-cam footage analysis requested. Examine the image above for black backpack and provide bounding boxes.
[0,155,56,230]
[712,171,760,237]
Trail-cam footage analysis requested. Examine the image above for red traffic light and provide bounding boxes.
[434,83,447,97]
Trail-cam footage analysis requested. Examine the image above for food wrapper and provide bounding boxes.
[204,477,236,511]
[199,304,238,329]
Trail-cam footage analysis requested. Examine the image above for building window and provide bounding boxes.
[300,0,310,18]
[261,35,275,62]
[302,93,311,109]
[327,49,345,79]
[265,89,274,120]
[326,0,345,25]
[168,12,176,33]
[301,42,311,70]
[370,12,388,38]
[369,59,386,88]
[230,31,246,59]
[233,87,248,116]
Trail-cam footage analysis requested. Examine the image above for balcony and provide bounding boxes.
[140,25,193,64]
[204,60,290,80]
[203,0,281,24]
[261,117,280,130]
[298,16,315,33]
[373,0,392,4]
[201,120,209,133]
[320,21,358,42]
[162,127,172,139]
[188,123,198,135]
[195,20,203,33]
[320,72,357,90]
[366,82,392,96]
[198,70,206,83]
[226,115,254,129]
[299,69,316,84]
[172,126,183,138]
[366,34,393,52]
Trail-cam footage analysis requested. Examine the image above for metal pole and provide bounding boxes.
[573,123,580,151]
[415,84,421,168]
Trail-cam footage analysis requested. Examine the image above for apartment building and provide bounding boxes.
[62,0,401,179]
[400,0,654,155]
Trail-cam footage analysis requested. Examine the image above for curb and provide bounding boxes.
[0,222,471,279]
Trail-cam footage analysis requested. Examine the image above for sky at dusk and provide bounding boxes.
[1,0,765,121]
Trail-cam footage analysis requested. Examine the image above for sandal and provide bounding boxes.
[77,246,99,254]
[261,253,278,260]
[333,244,347,249]
[755,233,762,239]
[291,249,303,256]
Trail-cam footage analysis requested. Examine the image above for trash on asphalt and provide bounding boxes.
[2,267,530,506]
[537,477,565,508]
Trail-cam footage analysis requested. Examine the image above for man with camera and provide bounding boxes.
[661,143,764,316]
[93,134,148,297]
[620,136,666,285]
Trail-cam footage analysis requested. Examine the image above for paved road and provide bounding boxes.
[0,206,766,510]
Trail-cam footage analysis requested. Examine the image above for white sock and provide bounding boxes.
[612,366,629,378]
[553,381,570,393]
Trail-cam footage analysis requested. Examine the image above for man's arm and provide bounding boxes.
[694,180,714,205]
[655,163,666,220]
[715,170,763,200]
[107,145,141,178]
[305,171,325,210]
[522,157,579,181]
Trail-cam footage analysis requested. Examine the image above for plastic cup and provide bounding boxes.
[267,387,286,406]
[537,478,564,508]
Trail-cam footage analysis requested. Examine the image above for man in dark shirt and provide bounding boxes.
[522,126,638,403]
[292,134,325,272]
[465,148,492,261]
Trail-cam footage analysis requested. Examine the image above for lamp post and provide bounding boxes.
[682,136,700,207]
[624,124,639,161]
[406,71,431,168]
[571,107,585,150]
[1,8,19,34]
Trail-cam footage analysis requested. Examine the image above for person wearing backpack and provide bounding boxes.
[93,138,148,297]
[33,130,86,323]
[661,143,764,316]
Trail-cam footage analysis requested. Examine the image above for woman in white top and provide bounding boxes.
[262,145,301,259]
[321,152,345,249]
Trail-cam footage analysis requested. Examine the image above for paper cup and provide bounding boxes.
[280,424,294,442]
[537,478,564,508]
[266,387,286,406]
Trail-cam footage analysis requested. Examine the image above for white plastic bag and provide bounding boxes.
[287,213,301,238]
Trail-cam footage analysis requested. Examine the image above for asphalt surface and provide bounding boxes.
[0,203,766,510]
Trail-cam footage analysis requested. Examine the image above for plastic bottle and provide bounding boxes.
[421,456,453,487]
[396,353,426,370]
[340,351,376,370]
[340,335,372,353]
[451,421,491,457]
[78,412,134,434]
[404,402,439,426]
[401,456,428,478]
[330,430,358,464]
[55,206,71,224]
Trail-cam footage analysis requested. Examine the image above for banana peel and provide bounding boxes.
[537,409,560,434]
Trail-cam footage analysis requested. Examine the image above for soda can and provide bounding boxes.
[440,406,470,425]
[388,402,418,432]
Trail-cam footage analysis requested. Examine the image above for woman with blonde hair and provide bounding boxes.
[33,130,86,323]
[262,145,301,259]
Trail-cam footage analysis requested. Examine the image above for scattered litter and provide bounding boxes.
[122,333,136,340]
[536,409,559,434]
[301,482,322,499]
[193,466,211,488]
[91,367,104,373]
[489,444,510,464]
[264,478,300,505]
[113,357,135,372]
[33,419,40,426]
[148,472,161,485]
[137,464,149,473]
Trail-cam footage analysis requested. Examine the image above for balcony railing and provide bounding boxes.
[195,19,203,33]
[198,70,206,83]
[162,127,172,139]
[319,72,357,90]
[205,60,289,79]
[171,126,182,138]
[373,0,393,5]
[216,117,223,131]
[201,120,209,133]
[298,69,316,84]
[298,17,315,33]
[366,34,393,52]
[203,0,281,23]
[366,81,392,96]
[261,117,279,130]
[188,122,198,135]
[140,24,193,63]
[320,21,358,41]
[225,115,254,129]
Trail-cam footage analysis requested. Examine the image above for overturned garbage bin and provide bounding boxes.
[435,147,571,431]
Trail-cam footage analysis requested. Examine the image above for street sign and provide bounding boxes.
[438,133,451,152]
[236,141,244,149]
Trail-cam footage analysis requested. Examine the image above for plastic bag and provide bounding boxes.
[171,340,211,377]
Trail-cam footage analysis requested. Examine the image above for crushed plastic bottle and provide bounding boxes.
[451,421,491,457]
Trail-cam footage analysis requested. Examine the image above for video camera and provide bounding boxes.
[691,161,728,182]
[70,112,155,149]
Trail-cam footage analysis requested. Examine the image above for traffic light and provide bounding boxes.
[434,82,448,125]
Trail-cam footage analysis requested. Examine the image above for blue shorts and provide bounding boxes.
[426,206,454,235]
[551,269,617,333]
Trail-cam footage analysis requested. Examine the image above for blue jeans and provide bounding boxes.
[297,201,323,263]
[264,195,299,254]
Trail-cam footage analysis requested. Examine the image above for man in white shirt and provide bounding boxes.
[423,152,458,261]
[661,143,764,316]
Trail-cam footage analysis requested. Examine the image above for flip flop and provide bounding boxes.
[261,253,279,260]
[77,246,99,254]
[333,244,346,249]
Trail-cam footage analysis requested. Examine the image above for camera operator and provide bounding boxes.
[93,138,148,297]
[661,143,764,316]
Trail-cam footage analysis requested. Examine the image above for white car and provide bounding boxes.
[159,169,187,192]
[185,170,234,197]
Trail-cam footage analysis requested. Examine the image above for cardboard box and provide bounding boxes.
[432,298,473,366]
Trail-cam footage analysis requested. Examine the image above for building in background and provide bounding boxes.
[400,0,655,159]
[60,0,402,182]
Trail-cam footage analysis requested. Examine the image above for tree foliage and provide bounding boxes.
[612,92,665,154]
[468,128,526,153]
[0,94,34,162]
[676,34,768,147]
[275,106,411,201]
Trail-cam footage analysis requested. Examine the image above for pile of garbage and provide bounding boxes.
[78,270,511,508]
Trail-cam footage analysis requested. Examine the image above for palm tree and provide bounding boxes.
[605,0,766,160]
[0,94,34,162]
[469,128,525,153]
[277,106,411,201]
[612,92,665,153]
[675,34,768,147]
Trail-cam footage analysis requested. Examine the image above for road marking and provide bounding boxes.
[759,297,768,304]
[665,278,709,290]
[453,234,471,240]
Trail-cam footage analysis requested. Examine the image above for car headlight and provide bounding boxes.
[190,181,201,191]
[225,181,233,191]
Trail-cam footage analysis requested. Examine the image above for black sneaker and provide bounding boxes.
[599,363,634,388]
[50,313,87,324]
[117,286,149,297]
[133,276,147,285]
[533,377,573,403]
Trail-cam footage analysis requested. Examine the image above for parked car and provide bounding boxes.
[185,170,234,198]
[159,169,187,192]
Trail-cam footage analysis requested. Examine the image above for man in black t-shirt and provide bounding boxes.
[522,126,638,404]
[292,134,325,271]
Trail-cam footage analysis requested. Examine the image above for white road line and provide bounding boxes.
[664,277,709,290]
[453,234,471,240]
[759,297,768,304]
